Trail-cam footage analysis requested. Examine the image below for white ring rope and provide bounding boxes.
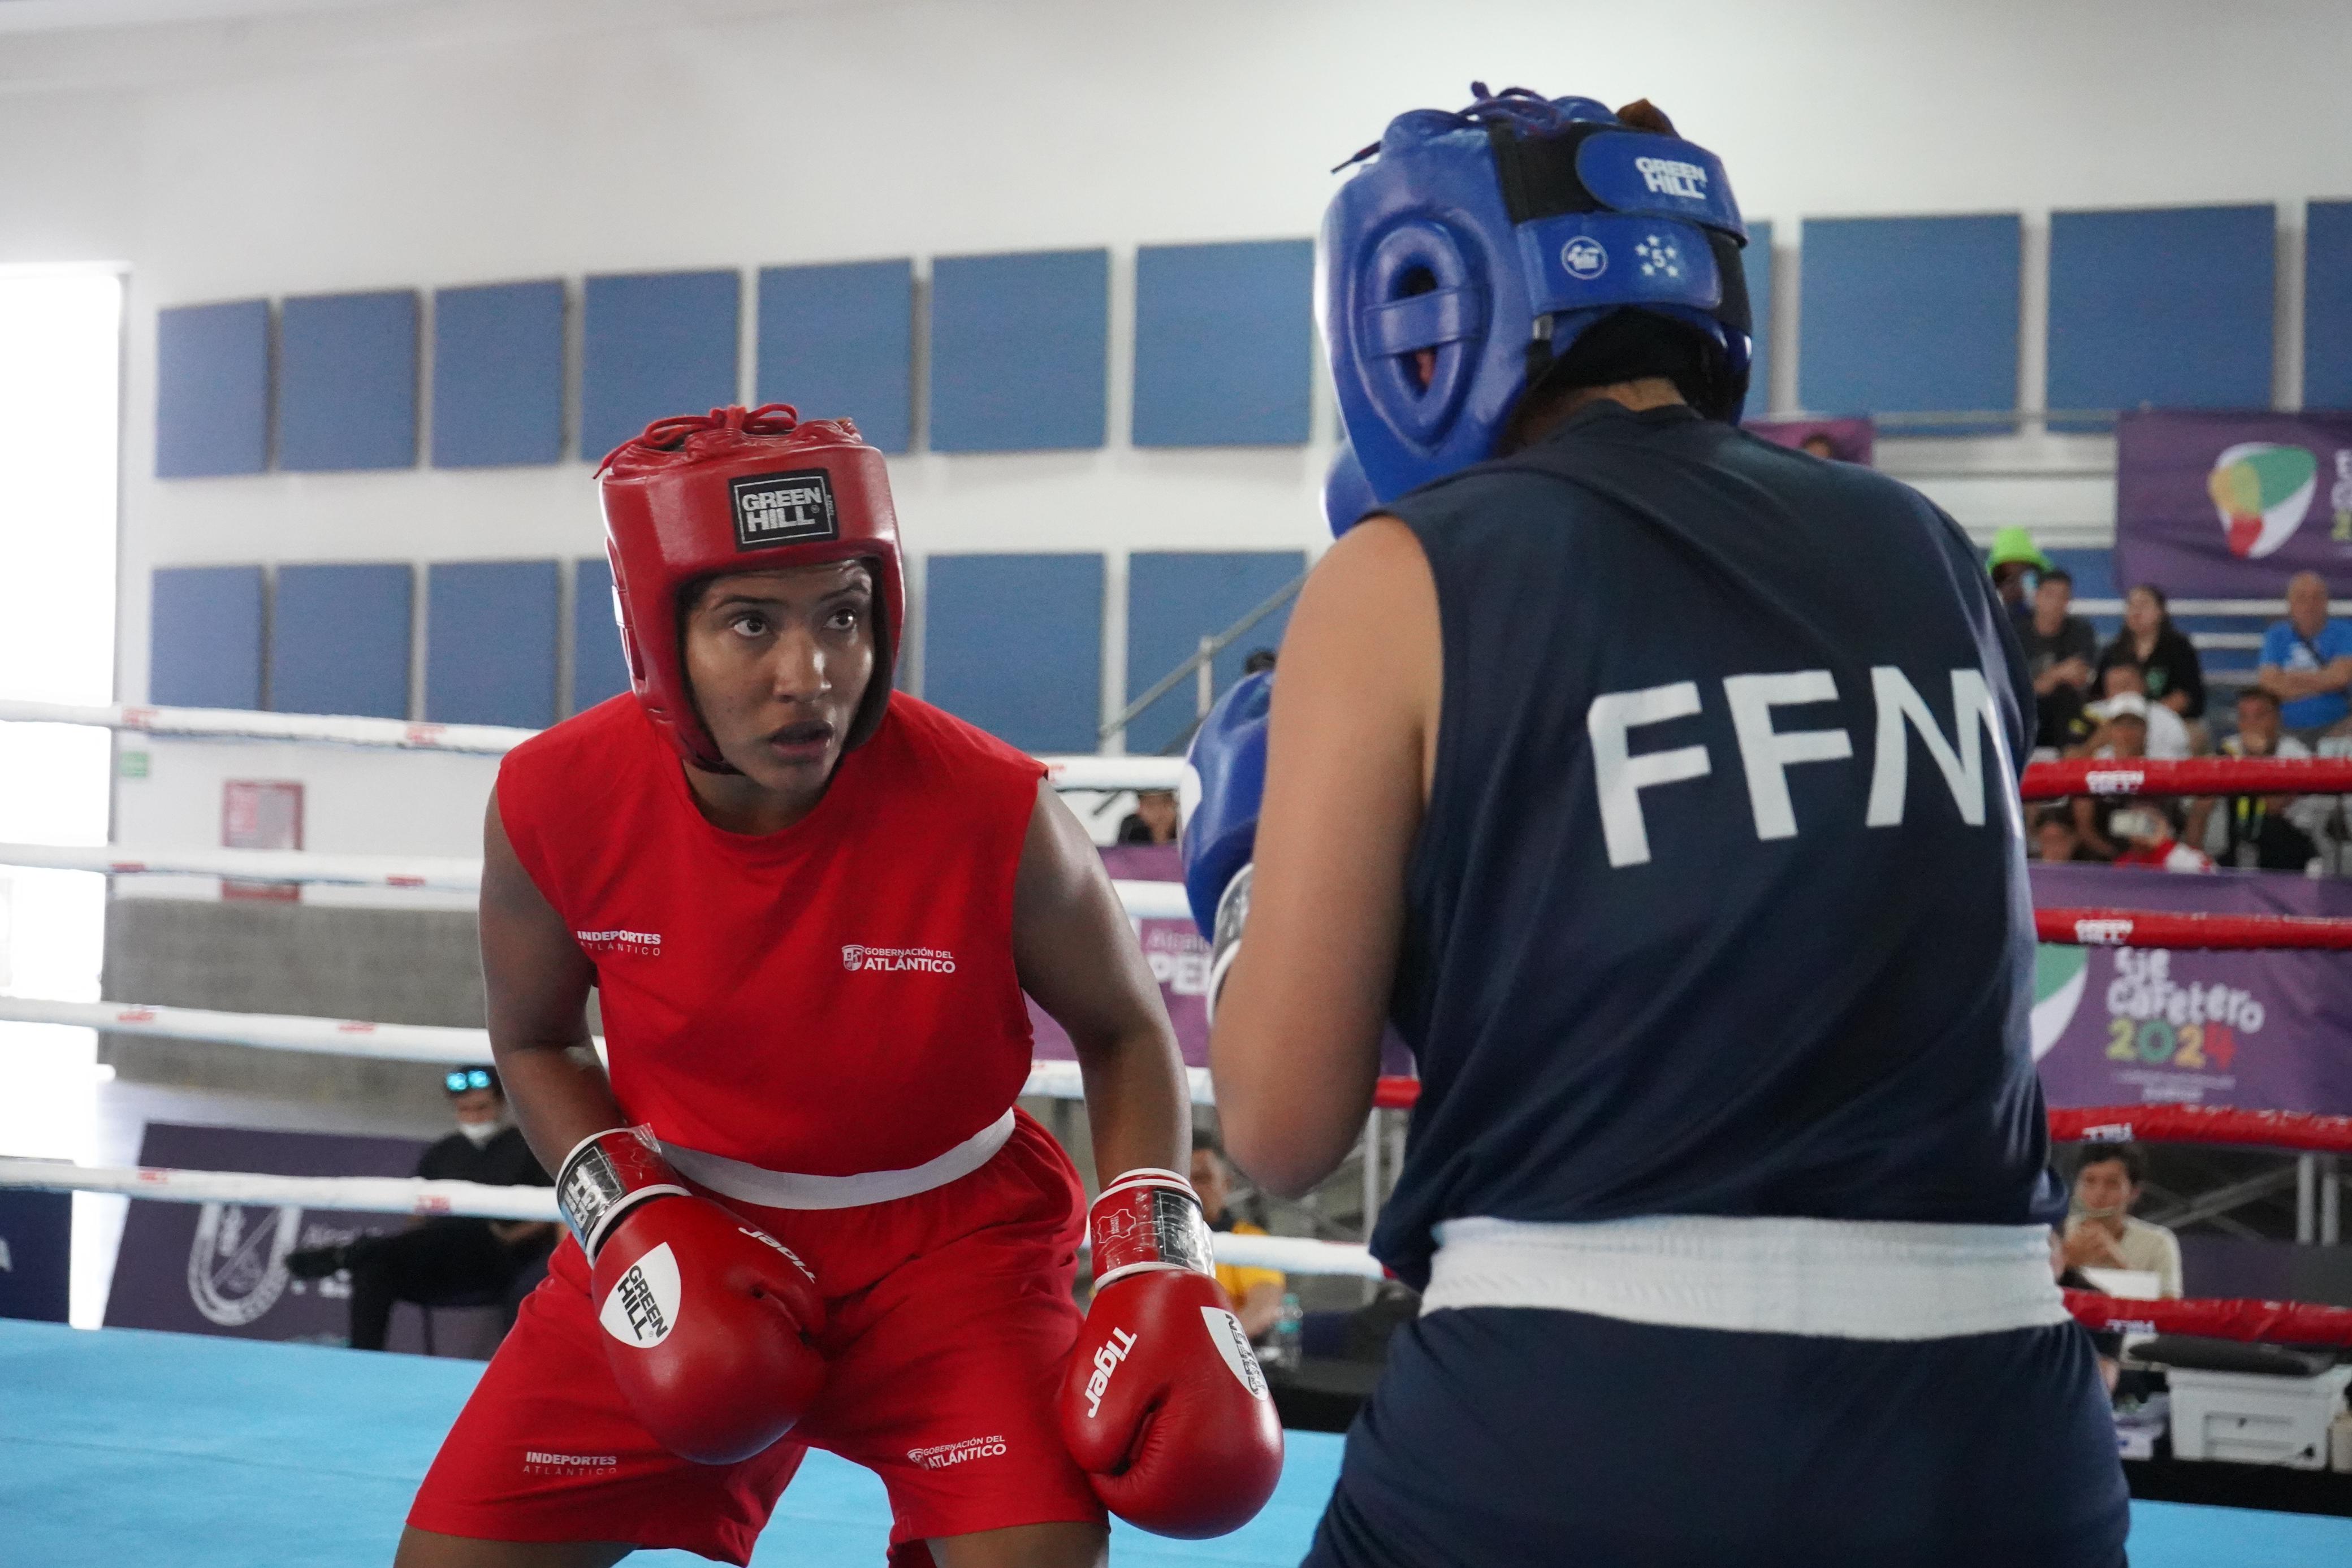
[0,1159,563,1221]
[0,699,539,755]
[0,842,482,892]
[0,995,1213,1104]
[0,1159,1380,1276]
[0,698,1186,792]
[0,842,1197,920]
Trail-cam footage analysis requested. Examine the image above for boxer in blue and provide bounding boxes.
[1182,86,2128,1566]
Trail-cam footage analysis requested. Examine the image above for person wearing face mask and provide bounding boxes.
[286,1066,557,1351]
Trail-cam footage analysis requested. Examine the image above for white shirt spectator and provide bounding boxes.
[2065,1215,2184,1298]
[2090,692,2190,759]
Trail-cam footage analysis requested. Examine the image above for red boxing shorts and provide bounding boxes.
[407,1109,1102,1566]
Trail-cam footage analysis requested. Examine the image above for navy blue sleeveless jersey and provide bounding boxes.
[1373,402,2066,1290]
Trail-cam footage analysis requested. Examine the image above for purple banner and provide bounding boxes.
[104,1122,435,1350]
[2115,410,2352,599]
[1031,845,1209,1065]
[2030,864,2352,1115]
[1746,417,1875,467]
[1031,845,1416,1079]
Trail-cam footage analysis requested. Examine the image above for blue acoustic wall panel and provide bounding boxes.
[1741,222,1773,417]
[581,270,741,461]
[924,554,1104,752]
[1125,552,1305,755]
[425,561,559,729]
[2307,202,2352,411]
[433,280,565,467]
[150,566,264,709]
[2048,205,2275,422]
[1800,214,2018,422]
[572,556,633,714]
[757,259,914,453]
[929,250,1108,452]
[1132,240,1315,447]
[269,564,412,718]
[155,300,269,478]
[276,290,420,471]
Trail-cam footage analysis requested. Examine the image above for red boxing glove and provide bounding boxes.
[1060,1168,1283,1537]
[559,1128,827,1465]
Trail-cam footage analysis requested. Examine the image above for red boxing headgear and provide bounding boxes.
[598,405,903,772]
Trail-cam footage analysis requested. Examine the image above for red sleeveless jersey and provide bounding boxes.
[496,692,1045,1176]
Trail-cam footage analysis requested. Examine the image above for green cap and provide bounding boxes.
[1987,526,2052,574]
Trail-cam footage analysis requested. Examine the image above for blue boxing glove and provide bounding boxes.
[1179,671,1271,1020]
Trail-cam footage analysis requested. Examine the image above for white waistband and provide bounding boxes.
[660,1108,1016,1212]
[1422,1215,2072,1341]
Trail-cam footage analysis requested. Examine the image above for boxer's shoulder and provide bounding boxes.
[871,692,1050,794]
[501,693,657,779]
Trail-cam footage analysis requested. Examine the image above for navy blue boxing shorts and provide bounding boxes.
[1304,1306,2129,1568]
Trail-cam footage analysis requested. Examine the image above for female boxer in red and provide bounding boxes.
[397,407,1279,1568]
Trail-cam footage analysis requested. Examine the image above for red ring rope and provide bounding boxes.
[1370,1082,2352,1159]
[2035,907,2352,950]
[2049,1103,2352,1153]
[2021,755,2352,800]
[2063,1289,2352,1348]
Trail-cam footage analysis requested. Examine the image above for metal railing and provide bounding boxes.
[1098,570,1308,751]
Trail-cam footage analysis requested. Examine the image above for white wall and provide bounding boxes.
[0,0,2347,885]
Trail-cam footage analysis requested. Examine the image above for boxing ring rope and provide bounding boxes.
[2061,1291,2352,1349]
[0,1158,2331,1323]
[6,705,2350,1339]
[2048,1105,2352,1155]
[2018,756,2352,800]
[0,995,1217,1105]
[0,1158,1376,1278]
[0,841,1196,919]
[24,844,2352,950]
[2034,908,2352,950]
[0,697,1185,792]
[25,985,2331,1153]
[22,695,2352,800]
[0,699,539,756]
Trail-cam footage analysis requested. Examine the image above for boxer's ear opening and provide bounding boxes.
[1397,267,1439,392]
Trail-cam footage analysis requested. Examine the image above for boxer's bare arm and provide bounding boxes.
[479,790,626,1176]
[1012,779,1189,1184]
[1213,517,1440,1198]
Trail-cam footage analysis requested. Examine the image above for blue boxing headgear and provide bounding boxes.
[1318,85,1751,529]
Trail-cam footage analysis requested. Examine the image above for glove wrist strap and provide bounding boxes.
[557,1126,690,1259]
[1204,864,1251,1026]
[1089,1168,1214,1289]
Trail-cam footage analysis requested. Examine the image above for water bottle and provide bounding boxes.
[1267,1290,1304,1369]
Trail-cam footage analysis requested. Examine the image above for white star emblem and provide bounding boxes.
[1635,235,1683,280]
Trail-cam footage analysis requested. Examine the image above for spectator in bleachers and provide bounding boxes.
[2104,804,2215,873]
[2020,567,2097,751]
[2095,584,2205,728]
[1190,1132,1286,1341]
[2074,664,2190,761]
[1116,788,1181,846]
[285,1067,556,1351]
[2256,571,2352,744]
[2061,1145,2183,1299]
[1986,526,2051,637]
[2069,695,2160,860]
[2031,807,2087,863]
[2186,687,2324,872]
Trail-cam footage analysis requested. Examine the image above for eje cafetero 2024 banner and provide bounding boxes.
[2029,864,2352,1117]
[2113,410,2352,599]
